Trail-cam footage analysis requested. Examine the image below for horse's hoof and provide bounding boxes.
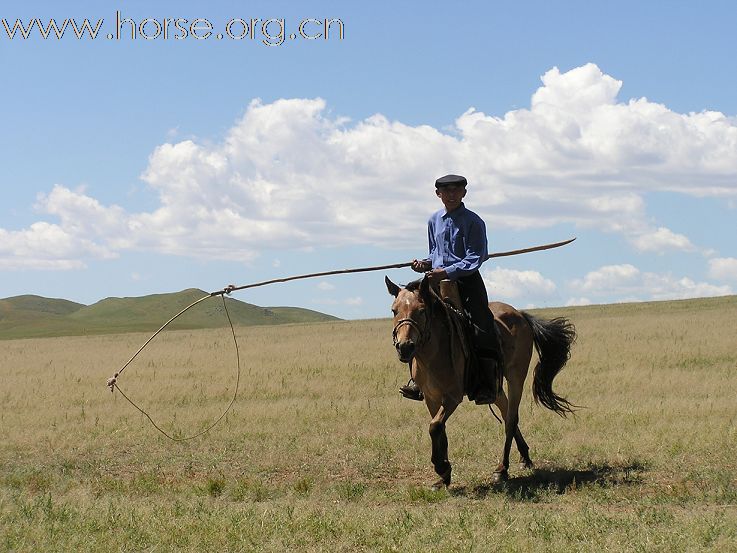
[431,466,451,490]
[492,469,508,483]
[519,459,534,470]
[430,478,447,491]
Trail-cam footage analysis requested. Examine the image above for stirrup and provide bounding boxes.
[399,379,424,401]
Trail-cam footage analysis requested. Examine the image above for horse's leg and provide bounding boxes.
[426,400,459,490]
[492,374,525,482]
[493,390,533,470]
[428,405,451,489]
[514,427,533,470]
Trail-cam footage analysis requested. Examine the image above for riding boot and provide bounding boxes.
[473,355,499,405]
[399,379,424,401]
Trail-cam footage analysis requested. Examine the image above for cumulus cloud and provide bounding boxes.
[631,227,696,253]
[482,267,557,302]
[37,186,128,244]
[571,264,732,302]
[3,63,736,270]
[0,219,114,270]
[708,257,737,281]
[574,264,641,293]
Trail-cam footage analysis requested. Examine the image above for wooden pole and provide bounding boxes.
[215,237,576,295]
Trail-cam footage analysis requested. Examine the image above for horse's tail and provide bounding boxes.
[521,312,577,417]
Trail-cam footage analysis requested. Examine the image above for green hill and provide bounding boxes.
[0,289,339,340]
[0,294,84,316]
[0,295,87,338]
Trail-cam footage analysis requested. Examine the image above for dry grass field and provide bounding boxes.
[1,295,736,551]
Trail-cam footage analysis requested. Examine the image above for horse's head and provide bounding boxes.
[385,276,433,363]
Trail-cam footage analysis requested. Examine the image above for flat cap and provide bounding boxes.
[435,174,467,188]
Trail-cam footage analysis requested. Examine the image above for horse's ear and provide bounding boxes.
[385,276,400,297]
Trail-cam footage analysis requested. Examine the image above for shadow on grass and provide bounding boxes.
[450,461,647,501]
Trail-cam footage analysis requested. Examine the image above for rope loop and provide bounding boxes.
[106,293,241,442]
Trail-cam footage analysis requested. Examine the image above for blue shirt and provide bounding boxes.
[424,203,489,280]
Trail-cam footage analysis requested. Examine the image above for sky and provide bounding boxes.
[2,0,736,319]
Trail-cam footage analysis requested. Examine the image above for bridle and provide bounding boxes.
[392,313,431,350]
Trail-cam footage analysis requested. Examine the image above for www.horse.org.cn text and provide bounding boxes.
[1,12,345,46]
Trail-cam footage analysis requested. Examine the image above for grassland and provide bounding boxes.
[1,295,736,551]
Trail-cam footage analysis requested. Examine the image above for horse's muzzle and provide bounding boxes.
[396,340,416,363]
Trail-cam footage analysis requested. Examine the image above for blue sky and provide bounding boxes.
[2,0,736,319]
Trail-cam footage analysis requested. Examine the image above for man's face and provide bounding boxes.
[436,184,467,211]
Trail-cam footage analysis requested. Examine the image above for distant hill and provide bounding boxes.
[0,289,339,340]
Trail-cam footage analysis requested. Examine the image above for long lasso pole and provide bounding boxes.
[107,237,575,440]
[217,237,576,295]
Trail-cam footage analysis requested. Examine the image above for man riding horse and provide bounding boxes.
[401,174,503,404]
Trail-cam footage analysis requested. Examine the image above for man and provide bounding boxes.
[401,174,502,404]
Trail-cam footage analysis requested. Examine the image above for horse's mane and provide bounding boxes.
[408,277,474,363]
[404,279,423,293]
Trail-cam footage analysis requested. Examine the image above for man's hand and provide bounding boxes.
[424,268,448,284]
[411,259,431,273]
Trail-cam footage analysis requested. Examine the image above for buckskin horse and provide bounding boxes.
[385,275,576,487]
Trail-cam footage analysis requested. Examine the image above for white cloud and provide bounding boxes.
[317,281,335,291]
[571,264,732,301]
[565,297,592,307]
[482,267,557,301]
[37,186,128,247]
[631,227,696,253]
[642,275,730,301]
[3,63,737,270]
[708,257,737,281]
[0,220,113,270]
[575,264,640,293]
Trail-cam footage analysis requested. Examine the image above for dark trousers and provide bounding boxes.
[456,271,500,359]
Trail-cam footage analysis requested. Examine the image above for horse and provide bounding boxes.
[385,275,576,488]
